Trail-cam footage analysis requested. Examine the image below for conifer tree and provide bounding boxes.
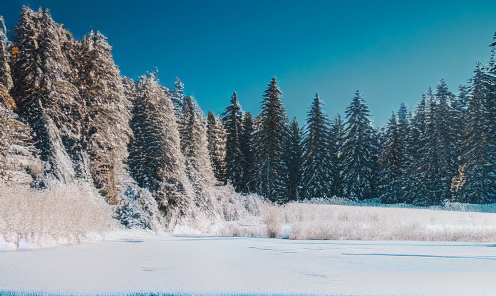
[11,7,83,184]
[434,79,458,201]
[170,77,185,122]
[379,112,402,203]
[0,15,40,185]
[329,114,344,197]
[240,111,256,194]
[207,111,226,184]
[458,64,495,203]
[341,91,378,200]
[285,117,303,201]
[77,30,134,204]
[181,95,216,194]
[253,77,289,201]
[221,91,244,190]
[127,74,193,222]
[301,93,332,199]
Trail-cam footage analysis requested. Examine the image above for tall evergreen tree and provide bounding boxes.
[0,15,40,186]
[341,91,378,200]
[11,7,83,184]
[253,77,289,201]
[127,74,193,221]
[170,77,185,122]
[328,114,344,197]
[458,64,495,203]
[240,111,256,194]
[221,91,244,190]
[207,111,226,184]
[301,93,332,199]
[379,112,402,203]
[181,95,216,195]
[77,30,134,204]
[285,117,303,201]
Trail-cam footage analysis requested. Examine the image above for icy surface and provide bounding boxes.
[1,231,495,295]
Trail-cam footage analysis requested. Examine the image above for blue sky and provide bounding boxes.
[1,0,495,126]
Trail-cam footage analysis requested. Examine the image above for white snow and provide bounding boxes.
[1,231,495,295]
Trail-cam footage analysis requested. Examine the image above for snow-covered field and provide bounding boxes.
[1,231,495,295]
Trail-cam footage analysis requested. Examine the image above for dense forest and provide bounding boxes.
[0,7,495,229]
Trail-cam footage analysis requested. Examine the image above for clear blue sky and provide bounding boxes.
[1,0,495,126]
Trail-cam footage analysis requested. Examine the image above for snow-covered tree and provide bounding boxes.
[0,15,40,186]
[221,91,244,190]
[77,30,133,204]
[379,112,402,203]
[457,64,495,203]
[11,7,83,184]
[240,111,256,194]
[170,77,185,123]
[181,95,216,194]
[284,117,303,201]
[328,114,344,197]
[341,91,378,200]
[127,74,193,223]
[301,93,331,199]
[207,111,226,184]
[253,77,289,201]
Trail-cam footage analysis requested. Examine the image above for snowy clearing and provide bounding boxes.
[0,231,495,295]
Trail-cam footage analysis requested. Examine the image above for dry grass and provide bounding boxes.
[0,181,116,248]
[214,198,496,242]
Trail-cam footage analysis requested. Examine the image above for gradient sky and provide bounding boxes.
[1,0,495,126]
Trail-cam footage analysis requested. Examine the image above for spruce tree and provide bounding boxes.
[253,77,289,201]
[379,112,402,203]
[207,111,226,184]
[221,91,244,190]
[329,114,344,197]
[240,111,256,194]
[77,30,133,204]
[285,117,303,201]
[0,15,40,185]
[181,95,216,195]
[127,74,193,221]
[11,7,83,184]
[341,91,378,200]
[301,93,332,199]
[458,64,495,203]
[170,77,185,122]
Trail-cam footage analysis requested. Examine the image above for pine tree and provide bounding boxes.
[434,79,458,202]
[221,91,244,190]
[127,74,193,222]
[0,15,40,186]
[253,77,289,201]
[285,117,303,201]
[170,77,185,122]
[207,111,226,184]
[414,89,444,206]
[181,95,216,195]
[11,7,83,184]
[301,93,332,199]
[240,111,256,194]
[379,112,402,203]
[77,30,133,204]
[458,64,495,203]
[329,114,344,197]
[404,94,427,203]
[341,91,378,200]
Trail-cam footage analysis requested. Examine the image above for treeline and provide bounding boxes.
[0,5,495,237]
[212,52,496,206]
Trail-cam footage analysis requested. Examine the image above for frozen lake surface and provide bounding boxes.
[1,232,495,295]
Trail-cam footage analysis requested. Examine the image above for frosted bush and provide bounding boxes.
[0,181,116,249]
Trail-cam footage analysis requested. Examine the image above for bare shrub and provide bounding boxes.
[0,181,116,249]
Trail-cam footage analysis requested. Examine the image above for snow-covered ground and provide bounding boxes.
[1,230,495,296]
